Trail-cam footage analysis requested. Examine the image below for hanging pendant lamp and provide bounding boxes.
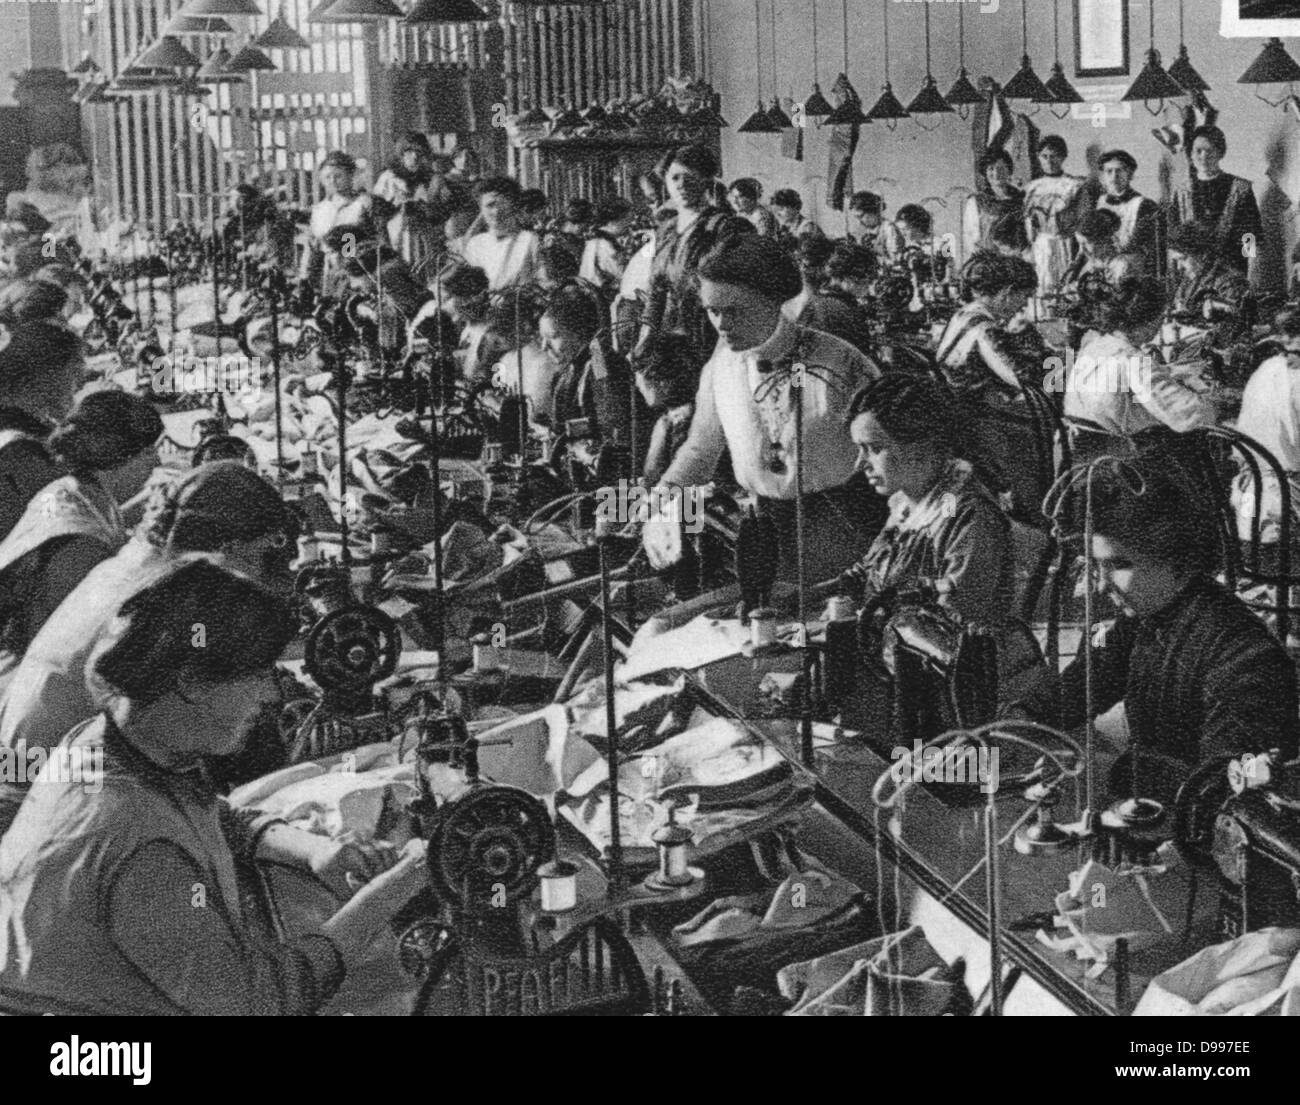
[225,42,277,71]
[906,0,952,126]
[1166,0,1208,92]
[404,0,489,23]
[865,0,908,127]
[765,0,792,128]
[180,0,264,17]
[72,53,102,75]
[803,0,831,118]
[256,12,310,50]
[945,1,984,118]
[1044,0,1083,118]
[738,0,781,132]
[309,0,403,24]
[1002,0,1051,103]
[1239,38,1300,107]
[198,46,244,82]
[823,0,868,125]
[135,36,202,70]
[165,13,234,34]
[1122,0,1187,114]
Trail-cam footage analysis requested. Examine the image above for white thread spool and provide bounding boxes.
[750,607,777,648]
[537,859,579,912]
[652,819,694,887]
[824,595,854,623]
[370,529,393,557]
[471,634,498,672]
[297,535,319,563]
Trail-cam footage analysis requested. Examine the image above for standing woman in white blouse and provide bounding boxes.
[299,152,373,297]
[644,234,885,584]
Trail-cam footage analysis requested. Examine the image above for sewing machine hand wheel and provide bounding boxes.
[425,786,556,910]
[305,604,402,693]
[1172,754,1237,874]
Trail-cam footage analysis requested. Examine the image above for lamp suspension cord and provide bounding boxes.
[769,0,778,100]
[754,0,763,100]
[811,0,818,84]
[882,0,890,83]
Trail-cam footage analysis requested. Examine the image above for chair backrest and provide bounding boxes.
[1200,425,1295,642]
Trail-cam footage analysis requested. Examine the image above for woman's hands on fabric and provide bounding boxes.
[311,834,402,899]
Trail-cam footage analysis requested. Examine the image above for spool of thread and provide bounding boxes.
[749,607,777,648]
[471,636,499,672]
[297,535,320,563]
[483,442,503,467]
[370,529,393,557]
[537,859,579,912]
[301,450,318,478]
[652,820,694,887]
[823,595,854,623]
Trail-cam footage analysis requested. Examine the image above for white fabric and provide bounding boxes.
[658,315,877,500]
[579,236,623,288]
[462,229,540,290]
[1064,331,1214,436]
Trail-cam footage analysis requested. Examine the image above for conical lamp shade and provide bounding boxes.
[256,14,310,49]
[514,106,550,126]
[803,85,833,117]
[907,75,953,115]
[767,99,793,128]
[688,105,729,128]
[166,12,234,33]
[1003,56,1052,101]
[311,0,402,21]
[1168,45,1209,92]
[1123,49,1187,103]
[225,43,278,71]
[136,36,202,69]
[72,54,101,75]
[945,68,985,107]
[1239,38,1300,85]
[405,0,488,21]
[1045,62,1084,104]
[180,0,264,16]
[824,96,868,125]
[198,47,244,82]
[738,103,782,133]
[865,83,910,122]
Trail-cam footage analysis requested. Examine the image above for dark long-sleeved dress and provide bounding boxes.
[1016,576,1300,805]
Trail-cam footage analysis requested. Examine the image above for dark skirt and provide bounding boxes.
[756,472,889,586]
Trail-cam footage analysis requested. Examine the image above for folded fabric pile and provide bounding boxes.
[1135,926,1300,1016]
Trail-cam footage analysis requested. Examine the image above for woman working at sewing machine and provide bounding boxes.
[1010,459,1299,806]
[0,391,161,689]
[935,253,1053,522]
[1167,220,1253,349]
[0,560,427,1015]
[840,374,1013,628]
[540,284,636,457]
[1063,277,1216,472]
[644,233,885,583]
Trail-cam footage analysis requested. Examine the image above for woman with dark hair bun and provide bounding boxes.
[0,390,161,670]
[728,178,777,236]
[0,321,86,542]
[1064,275,1214,473]
[1011,457,1299,807]
[635,144,750,370]
[936,252,1059,522]
[842,374,1015,628]
[0,559,429,1014]
[783,235,873,355]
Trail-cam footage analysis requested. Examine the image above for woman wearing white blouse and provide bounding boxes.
[646,234,885,584]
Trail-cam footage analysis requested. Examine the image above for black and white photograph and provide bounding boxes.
[0,0,1298,1072]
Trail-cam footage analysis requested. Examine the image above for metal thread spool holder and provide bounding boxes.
[643,804,703,893]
